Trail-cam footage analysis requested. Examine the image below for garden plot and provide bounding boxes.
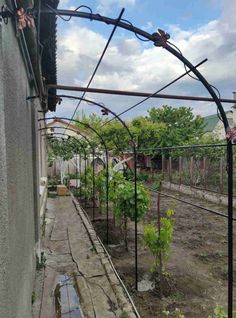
[84,190,236,318]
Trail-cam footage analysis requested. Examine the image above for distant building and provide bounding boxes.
[47,118,90,139]
[203,92,236,139]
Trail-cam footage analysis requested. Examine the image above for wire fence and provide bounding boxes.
[137,144,236,195]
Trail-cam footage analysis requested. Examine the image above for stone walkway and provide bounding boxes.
[33,196,137,318]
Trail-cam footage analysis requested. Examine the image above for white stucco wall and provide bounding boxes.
[0,5,43,318]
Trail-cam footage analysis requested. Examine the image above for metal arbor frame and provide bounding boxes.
[39,126,98,218]
[38,117,110,243]
[53,95,140,287]
[33,8,233,315]
[42,132,89,200]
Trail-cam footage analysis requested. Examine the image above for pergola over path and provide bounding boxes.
[2,4,234,316]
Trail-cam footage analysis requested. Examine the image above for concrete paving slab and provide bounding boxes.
[35,196,138,318]
[46,240,71,255]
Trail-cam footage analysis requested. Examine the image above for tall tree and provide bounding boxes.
[148,105,205,147]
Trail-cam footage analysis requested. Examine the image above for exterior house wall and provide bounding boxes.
[204,110,235,140]
[0,8,42,318]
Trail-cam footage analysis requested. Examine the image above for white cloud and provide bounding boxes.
[97,0,135,14]
[55,1,236,119]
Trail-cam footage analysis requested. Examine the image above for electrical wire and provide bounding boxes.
[120,18,150,42]
[167,41,200,82]
[46,4,92,22]
[168,41,224,123]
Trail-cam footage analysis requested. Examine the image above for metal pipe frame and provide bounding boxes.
[39,117,110,243]
[54,94,139,289]
[49,84,235,104]
[39,126,97,212]
[33,8,233,314]
[42,133,88,196]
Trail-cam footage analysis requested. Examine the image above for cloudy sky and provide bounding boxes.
[49,0,236,121]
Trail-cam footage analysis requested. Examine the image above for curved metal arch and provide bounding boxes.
[39,116,110,243]
[43,132,88,157]
[41,8,229,129]
[40,126,99,212]
[38,9,233,311]
[39,125,95,151]
[44,133,91,202]
[54,94,140,288]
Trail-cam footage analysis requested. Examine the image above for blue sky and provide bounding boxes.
[49,0,236,121]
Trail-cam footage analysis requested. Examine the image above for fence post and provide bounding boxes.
[169,156,172,183]
[179,156,182,186]
[162,154,165,178]
[190,156,194,187]
[203,157,206,189]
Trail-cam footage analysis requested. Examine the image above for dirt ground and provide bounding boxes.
[83,190,236,318]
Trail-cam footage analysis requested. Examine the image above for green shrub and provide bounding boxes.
[111,179,150,249]
[143,208,174,273]
[208,305,236,318]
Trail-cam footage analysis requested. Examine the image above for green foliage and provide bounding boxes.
[95,168,107,211]
[119,312,129,318]
[169,134,226,160]
[109,171,126,201]
[108,174,150,248]
[143,208,174,272]
[131,116,167,153]
[100,121,130,154]
[74,106,207,156]
[148,105,205,146]
[75,110,108,131]
[31,291,36,304]
[163,308,185,318]
[208,305,236,318]
[48,176,59,187]
[111,180,149,222]
[80,167,94,200]
[36,252,46,271]
[48,137,89,161]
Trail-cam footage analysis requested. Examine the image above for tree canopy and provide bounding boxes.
[73,105,207,154]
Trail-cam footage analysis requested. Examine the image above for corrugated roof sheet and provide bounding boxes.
[203,114,219,132]
[40,0,59,111]
[203,110,232,132]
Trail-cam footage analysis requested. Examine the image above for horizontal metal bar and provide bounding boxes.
[137,143,229,152]
[48,84,235,104]
[148,187,236,221]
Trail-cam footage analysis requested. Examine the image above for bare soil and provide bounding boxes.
[83,190,236,318]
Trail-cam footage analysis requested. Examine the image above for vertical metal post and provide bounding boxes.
[162,154,165,178]
[79,154,82,199]
[203,157,207,189]
[134,146,138,290]
[179,156,182,186]
[92,149,95,221]
[227,142,233,318]
[106,150,109,245]
[75,152,78,196]
[169,156,172,182]
[157,191,162,298]
[220,157,224,193]
[190,156,194,187]
[84,152,87,205]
